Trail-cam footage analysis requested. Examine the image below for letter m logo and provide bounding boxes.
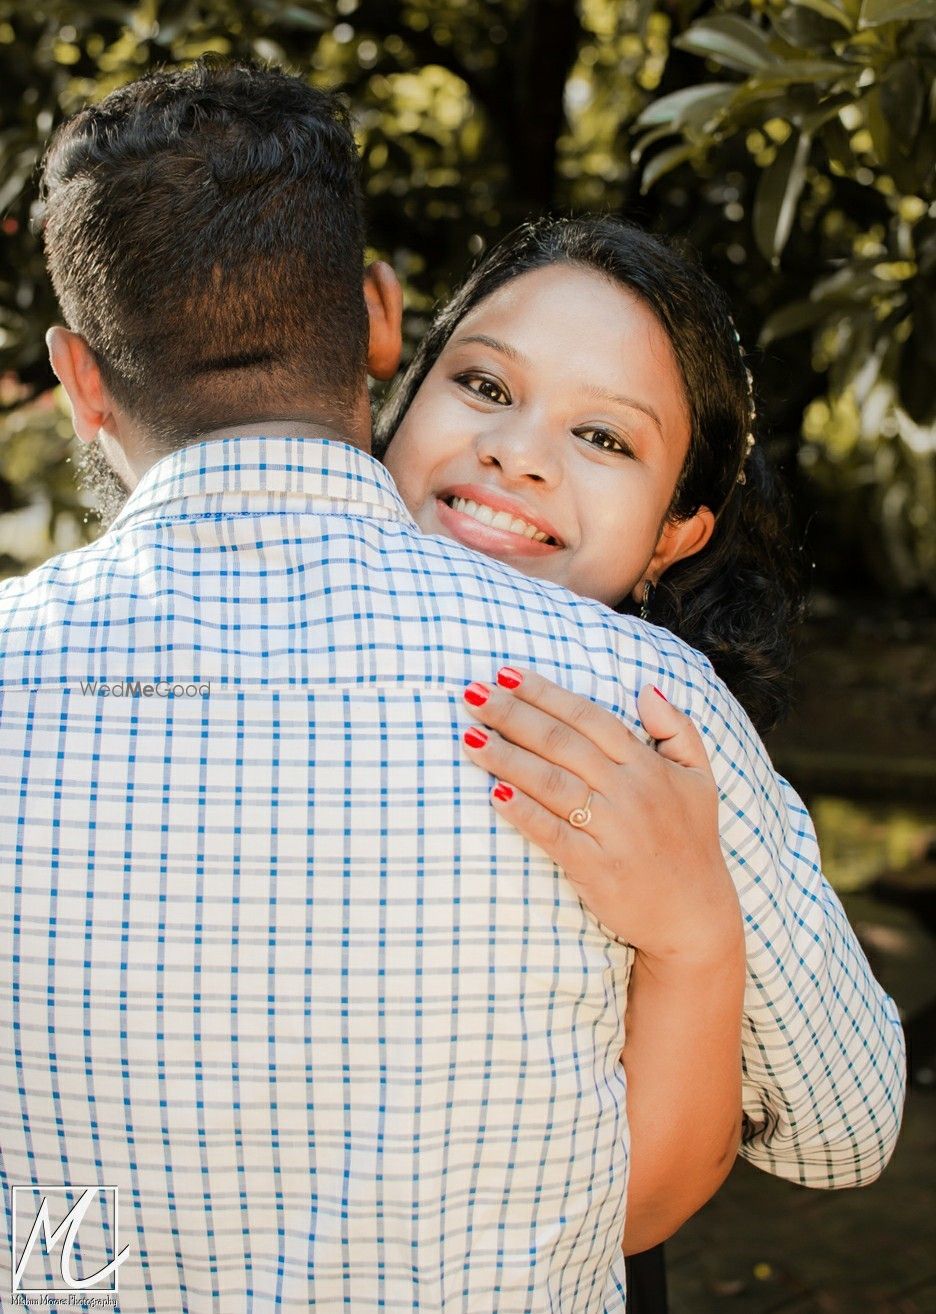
[11,1185,130,1295]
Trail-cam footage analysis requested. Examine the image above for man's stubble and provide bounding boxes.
[74,435,132,527]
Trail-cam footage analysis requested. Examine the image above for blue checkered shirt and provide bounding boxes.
[0,436,905,1311]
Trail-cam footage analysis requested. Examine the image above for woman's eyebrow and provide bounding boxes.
[451,333,529,366]
[580,383,663,436]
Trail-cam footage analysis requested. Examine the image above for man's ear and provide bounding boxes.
[631,507,716,604]
[363,261,403,381]
[46,327,110,444]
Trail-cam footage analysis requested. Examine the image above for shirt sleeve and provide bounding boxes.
[684,661,907,1188]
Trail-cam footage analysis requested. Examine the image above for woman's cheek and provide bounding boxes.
[385,446,434,527]
[581,493,653,606]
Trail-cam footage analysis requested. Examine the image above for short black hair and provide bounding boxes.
[377,217,804,734]
[37,59,368,446]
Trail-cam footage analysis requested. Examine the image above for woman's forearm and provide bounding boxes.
[621,918,746,1256]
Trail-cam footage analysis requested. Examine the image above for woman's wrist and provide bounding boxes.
[631,924,745,1027]
[636,876,745,976]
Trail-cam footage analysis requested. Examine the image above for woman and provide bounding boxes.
[376,215,803,1309]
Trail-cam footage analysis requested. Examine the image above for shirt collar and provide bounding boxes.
[106,433,417,534]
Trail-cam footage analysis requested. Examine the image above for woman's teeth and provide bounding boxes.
[446,496,556,544]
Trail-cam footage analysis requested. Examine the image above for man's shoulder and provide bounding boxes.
[0,538,104,609]
[0,538,119,661]
[392,524,728,707]
[397,526,709,656]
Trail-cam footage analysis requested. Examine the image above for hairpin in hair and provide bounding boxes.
[736,431,756,485]
[731,325,756,485]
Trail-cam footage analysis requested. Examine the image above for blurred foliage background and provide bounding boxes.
[0,0,934,600]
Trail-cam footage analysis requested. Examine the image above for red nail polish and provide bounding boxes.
[464,682,490,707]
[497,667,523,689]
[653,686,668,702]
[492,782,514,803]
[463,727,488,749]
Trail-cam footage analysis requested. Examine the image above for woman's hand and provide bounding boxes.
[461,666,741,966]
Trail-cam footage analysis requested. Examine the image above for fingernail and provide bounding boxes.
[653,686,668,702]
[492,782,513,803]
[464,682,490,707]
[463,727,488,749]
[496,667,523,689]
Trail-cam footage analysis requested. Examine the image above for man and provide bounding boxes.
[0,62,903,1311]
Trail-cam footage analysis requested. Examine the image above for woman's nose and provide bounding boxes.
[475,423,560,486]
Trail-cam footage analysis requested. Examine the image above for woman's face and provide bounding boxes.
[383,264,713,607]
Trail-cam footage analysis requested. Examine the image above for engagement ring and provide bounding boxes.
[568,791,594,829]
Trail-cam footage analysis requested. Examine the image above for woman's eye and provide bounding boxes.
[455,373,510,405]
[575,427,632,456]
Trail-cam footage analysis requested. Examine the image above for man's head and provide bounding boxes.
[37,59,401,492]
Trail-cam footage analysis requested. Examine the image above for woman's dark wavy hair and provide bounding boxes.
[375,215,804,735]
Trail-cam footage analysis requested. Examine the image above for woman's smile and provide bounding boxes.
[434,482,565,557]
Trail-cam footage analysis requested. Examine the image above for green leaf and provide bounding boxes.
[640,144,697,192]
[276,6,330,32]
[753,130,813,264]
[789,0,855,30]
[759,297,834,343]
[859,0,936,26]
[800,91,856,132]
[819,114,853,170]
[744,57,852,84]
[811,265,883,301]
[771,5,850,47]
[634,83,736,129]
[880,58,925,146]
[630,123,678,161]
[864,83,898,172]
[674,15,776,73]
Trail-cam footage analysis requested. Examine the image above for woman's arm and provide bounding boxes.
[619,687,745,1251]
[460,664,905,1194]
[621,930,745,1254]
[462,669,749,1244]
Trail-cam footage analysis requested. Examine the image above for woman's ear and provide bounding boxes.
[632,507,716,602]
[46,327,109,444]
[364,261,403,381]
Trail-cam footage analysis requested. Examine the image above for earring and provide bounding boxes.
[639,581,656,621]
